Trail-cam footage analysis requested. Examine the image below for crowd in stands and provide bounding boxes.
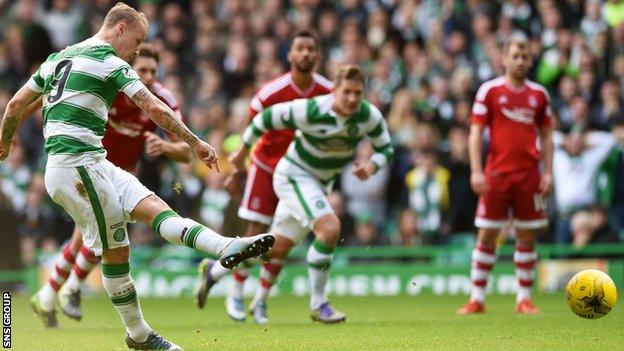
[1,0,624,267]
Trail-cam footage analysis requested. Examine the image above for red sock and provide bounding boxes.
[48,244,77,291]
[469,242,497,302]
[514,244,537,302]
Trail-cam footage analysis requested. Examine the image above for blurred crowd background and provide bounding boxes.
[1,0,624,268]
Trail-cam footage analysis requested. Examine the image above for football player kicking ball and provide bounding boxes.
[457,35,553,315]
[195,30,332,324]
[31,42,192,328]
[198,65,393,323]
[0,4,273,350]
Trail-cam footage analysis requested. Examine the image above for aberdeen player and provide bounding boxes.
[196,30,332,324]
[32,43,192,327]
[457,35,553,315]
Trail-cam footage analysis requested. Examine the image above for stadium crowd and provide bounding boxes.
[1,0,624,266]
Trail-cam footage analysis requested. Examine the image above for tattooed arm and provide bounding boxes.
[0,85,42,161]
[131,88,199,147]
[131,87,219,170]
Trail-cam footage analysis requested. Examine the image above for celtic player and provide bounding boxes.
[0,3,273,350]
[199,65,394,323]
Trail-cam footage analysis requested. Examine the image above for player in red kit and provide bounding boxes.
[195,30,332,324]
[32,43,192,327]
[457,35,553,315]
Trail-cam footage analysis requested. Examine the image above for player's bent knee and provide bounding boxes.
[313,214,341,245]
[102,245,130,264]
[69,226,84,252]
[131,194,171,225]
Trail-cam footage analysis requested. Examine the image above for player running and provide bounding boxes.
[198,65,393,324]
[31,42,191,328]
[457,35,553,315]
[0,4,273,350]
[195,30,332,324]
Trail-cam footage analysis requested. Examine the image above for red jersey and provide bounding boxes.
[471,76,552,174]
[249,72,333,171]
[103,81,181,172]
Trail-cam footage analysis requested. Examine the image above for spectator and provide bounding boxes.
[604,0,624,27]
[553,76,578,128]
[443,125,477,235]
[593,79,624,129]
[553,129,616,245]
[40,0,85,50]
[536,29,580,90]
[405,149,450,244]
[341,141,389,226]
[597,118,624,240]
[348,211,387,247]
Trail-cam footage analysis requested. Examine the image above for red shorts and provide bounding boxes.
[475,168,548,230]
[238,162,278,225]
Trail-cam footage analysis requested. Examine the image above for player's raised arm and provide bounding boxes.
[131,87,218,170]
[241,102,296,149]
[0,80,43,160]
[230,101,296,171]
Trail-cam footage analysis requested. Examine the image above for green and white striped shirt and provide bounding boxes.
[242,94,394,182]
[26,37,145,167]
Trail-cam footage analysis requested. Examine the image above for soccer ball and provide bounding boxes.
[565,269,617,319]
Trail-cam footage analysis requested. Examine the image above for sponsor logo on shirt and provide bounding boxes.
[501,107,535,125]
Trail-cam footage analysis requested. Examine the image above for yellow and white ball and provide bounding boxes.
[566,269,617,319]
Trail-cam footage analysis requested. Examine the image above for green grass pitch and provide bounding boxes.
[10,293,623,350]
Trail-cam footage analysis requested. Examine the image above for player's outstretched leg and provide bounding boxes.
[147,207,274,269]
[457,229,499,315]
[514,230,540,314]
[308,215,346,324]
[59,244,101,321]
[31,227,82,328]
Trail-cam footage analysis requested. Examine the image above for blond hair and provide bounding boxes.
[103,2,148,30]
[503,33,530,54]
[335,65,366,86]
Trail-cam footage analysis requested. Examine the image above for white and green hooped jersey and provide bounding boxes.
[242,94,394,182]
[26,37,145,167]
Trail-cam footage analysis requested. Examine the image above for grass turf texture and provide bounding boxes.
[11,293,623,350]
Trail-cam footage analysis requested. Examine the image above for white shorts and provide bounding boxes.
[44,159,153,256]
[270,160,334,243]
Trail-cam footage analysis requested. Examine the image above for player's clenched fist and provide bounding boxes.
[228,147,248,173]
[143,131,165,158]
[470,170,489,195]
[352,160,376,181]
[194,140,220,172]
